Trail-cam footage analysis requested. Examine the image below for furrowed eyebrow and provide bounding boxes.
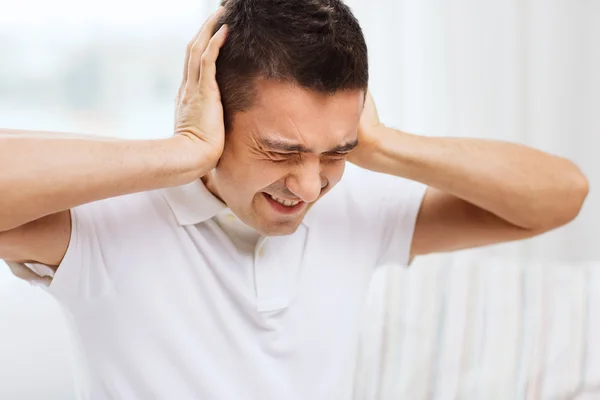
[259,138,310,153]
[326,139,359,153]
[258,137,359,154]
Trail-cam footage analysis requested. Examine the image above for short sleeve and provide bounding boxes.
[375,176,427,267]
[47,201,113,306]
[341,164,427,267]
[44,190,174,307]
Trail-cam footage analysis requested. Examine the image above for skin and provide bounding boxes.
[204,80,364,236]
[203,77,588,256]
[0,7,590,276]
[352,92,589,258]
[0,9,230,266]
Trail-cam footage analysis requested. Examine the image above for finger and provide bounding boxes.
[182,7,225,86]
[187,7,226,84]
[199,24,229,93]
[182,23,208,88]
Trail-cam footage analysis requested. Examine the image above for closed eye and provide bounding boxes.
[268,152,301,163]
[267,151,349,164]
[321,152,349,163]
[323,151,350,158]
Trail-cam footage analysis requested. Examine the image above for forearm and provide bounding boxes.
[0,130,209,231]
[369,127,589,229]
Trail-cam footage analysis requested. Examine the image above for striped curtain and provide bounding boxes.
[354,252,600,399]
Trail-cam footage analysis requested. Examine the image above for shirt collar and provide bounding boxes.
[160,179,227,226]
[160,179,314,228]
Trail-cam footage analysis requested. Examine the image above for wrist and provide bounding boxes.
[165,135,220,184]
[353,125,400,173]
[363,126,423,176]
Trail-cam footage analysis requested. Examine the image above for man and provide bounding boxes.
[0,1,589,399]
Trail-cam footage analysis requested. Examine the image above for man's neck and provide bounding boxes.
[201,172,225,204]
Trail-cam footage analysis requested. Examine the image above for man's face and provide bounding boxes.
[204,80,364,236]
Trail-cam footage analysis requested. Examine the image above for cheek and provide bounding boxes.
[217,153,288,193]
[322,160,346,186]
[218,138,259,177]
[255,161,291,186]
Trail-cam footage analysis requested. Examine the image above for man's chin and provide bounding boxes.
[255,220,302,237]
[249,210,307,236]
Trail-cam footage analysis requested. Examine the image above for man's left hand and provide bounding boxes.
[348,91,392,172]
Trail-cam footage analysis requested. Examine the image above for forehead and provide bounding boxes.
[238,80,364,148]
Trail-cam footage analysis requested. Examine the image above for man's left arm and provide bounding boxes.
[350,92,590,259]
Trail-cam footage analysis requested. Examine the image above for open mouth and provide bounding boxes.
[262,193,306,214]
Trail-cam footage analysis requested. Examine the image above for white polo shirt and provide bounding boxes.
[43,164,426,400]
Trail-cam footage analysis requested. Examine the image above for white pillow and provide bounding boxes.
[355,254,600,399]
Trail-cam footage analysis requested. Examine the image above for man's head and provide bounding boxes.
[206,0,368,236]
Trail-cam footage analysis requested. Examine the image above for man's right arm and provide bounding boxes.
[0,7,229,268]
[0,131,209,266]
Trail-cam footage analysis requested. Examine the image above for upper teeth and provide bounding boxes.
[270,195,300,207]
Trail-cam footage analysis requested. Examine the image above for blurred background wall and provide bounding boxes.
[345,0,599,263]
[0,0,598,398]
[1,0,597,264]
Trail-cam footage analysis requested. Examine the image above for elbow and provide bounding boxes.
[540,165,589,231]
[566,168,589,221]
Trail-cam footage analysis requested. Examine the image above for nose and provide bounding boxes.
[285,158,326,203]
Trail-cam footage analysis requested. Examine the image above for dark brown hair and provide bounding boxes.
[215,0,369,130]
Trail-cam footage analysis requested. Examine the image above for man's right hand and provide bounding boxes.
[0,7,231,268]
[175,7,229,171]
